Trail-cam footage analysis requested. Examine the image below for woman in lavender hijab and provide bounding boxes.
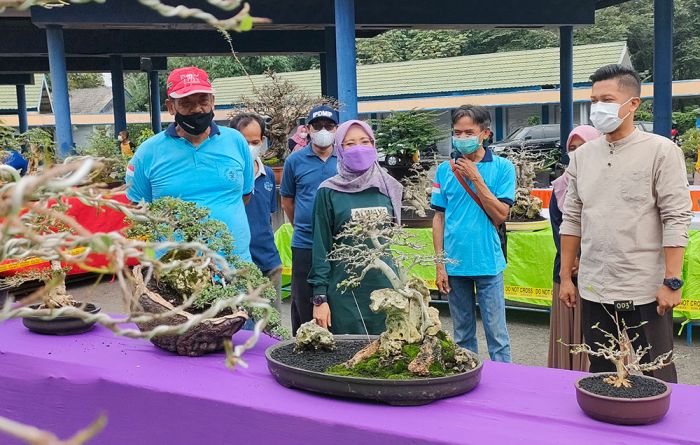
[307,120,403,335]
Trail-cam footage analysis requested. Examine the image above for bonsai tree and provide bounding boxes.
[401,162,436,218]
[73,128,127,185]
[324,212,477,378]
[18,128,55,174]
[0,159,273,368]
[499,148,550,221]
[126,196,290,341]
[374,110,445,165]
[135,127,156,146]
[561,310,673,389]
[230,71,339,161]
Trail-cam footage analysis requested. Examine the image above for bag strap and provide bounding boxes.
[450,159,498,229]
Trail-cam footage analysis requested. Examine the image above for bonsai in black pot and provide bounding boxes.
[266,212,482,405]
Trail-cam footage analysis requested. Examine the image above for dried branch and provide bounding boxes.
[0,413,106,445]
[560,305,675,388]
[0,159,273,368]
[0,0,268,31]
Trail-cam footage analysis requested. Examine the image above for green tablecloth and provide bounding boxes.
[274,224,700,321]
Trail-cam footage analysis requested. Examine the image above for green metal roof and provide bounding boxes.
[213,41,628,105]
[0,75,46,113]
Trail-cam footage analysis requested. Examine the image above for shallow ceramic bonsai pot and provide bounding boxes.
[22,302,101,335]
[266,335,483,406]
[575,373,672,425]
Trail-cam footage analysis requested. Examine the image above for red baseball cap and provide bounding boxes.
[166,67,215,99]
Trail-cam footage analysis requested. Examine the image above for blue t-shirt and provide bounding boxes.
[125,122,254,262]
[245,162,282,272]
[280,145,337,249]
[430,149,516,276]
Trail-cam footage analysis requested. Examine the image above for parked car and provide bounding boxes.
[490,124,560,155]
[634,121,654,133]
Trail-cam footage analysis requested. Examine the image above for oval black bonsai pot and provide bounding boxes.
[575,373,672,425]
[266,335,483,406]
[22,302,101,335]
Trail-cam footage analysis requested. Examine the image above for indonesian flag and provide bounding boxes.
[432,182,441,195]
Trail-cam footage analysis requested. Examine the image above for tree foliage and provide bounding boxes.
[356,0,700,81]
[67,73,105,90]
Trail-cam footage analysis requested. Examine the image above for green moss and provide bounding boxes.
[325,340,458,379]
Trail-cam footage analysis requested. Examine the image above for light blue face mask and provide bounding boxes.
[452,135,482,155]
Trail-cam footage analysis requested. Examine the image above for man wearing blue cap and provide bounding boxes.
[281,105,339,334]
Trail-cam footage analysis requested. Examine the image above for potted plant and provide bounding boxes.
[126,196,289,355]
[0,159,275,368]
[266,212,482,405]
[73,128,128,188]
[500,147,549,231]
[374,110,445,181]
[229,71,338,184]
[561,308,674,425]
[400,161,437,228]
[18,128,55,175]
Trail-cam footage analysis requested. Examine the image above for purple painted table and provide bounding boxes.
[1,319,699,445]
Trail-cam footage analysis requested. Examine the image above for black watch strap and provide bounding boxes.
[311,295,328,306]
[663,277,684,291]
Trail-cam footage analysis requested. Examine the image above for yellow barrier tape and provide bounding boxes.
[505,285,553,302]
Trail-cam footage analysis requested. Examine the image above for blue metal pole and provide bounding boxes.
[495,107,504,141]
[15,85,28,133]
[110,55,127,134]
[541,105,550,124]
[46,25,73,157]
[149,70,161,133]
[334,0,357,121]
[559,26,574,160]
[320,53,328,97]
[324,27,338,100]
[653,0,673,138]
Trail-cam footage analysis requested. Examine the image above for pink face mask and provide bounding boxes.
[343,145,377,173]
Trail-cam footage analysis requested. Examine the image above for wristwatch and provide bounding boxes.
[663,277,684,291]
[311,295,328,306]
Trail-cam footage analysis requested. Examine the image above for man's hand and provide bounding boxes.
[656,286,681,316]
[313,302,331,328]
[559,278,577,308]
[455,158,482,183]
[436,265,451,295]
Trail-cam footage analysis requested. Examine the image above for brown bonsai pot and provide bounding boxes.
[401,208,434,229]
[575,373,672,425]
[134,287,248,357]
[272,166,284,185]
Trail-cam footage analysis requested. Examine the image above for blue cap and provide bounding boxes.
[307,105,339,124]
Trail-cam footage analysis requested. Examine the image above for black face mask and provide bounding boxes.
[175,110,214,136]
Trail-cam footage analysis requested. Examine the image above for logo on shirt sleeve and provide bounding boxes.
[126,163,135,177]
[432,182,441,195]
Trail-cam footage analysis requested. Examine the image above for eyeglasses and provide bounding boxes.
[310,121,337,131]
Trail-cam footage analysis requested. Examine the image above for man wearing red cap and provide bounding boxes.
[126,67,255,261]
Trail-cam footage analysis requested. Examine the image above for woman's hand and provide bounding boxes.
[313,303,332,329]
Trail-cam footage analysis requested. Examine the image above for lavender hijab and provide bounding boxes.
[319,120,404,223]
[551,125,601,212]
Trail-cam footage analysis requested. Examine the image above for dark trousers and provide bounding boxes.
[581,299,677,383]
[291,247,314,335]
